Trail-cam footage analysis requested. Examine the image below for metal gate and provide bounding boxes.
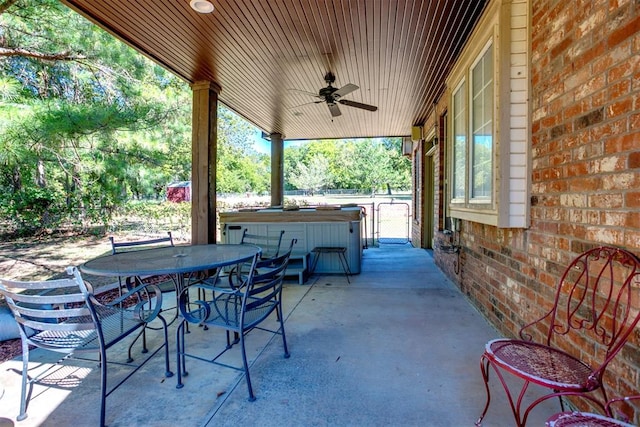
[376,201,410,244]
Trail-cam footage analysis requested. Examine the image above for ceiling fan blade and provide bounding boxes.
[289,100,324,109]
[287,88,322,98]
[338,99,378,112]
[327,103,342,117]
[333,83,359,98]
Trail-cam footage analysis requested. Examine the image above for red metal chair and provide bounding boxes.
[546,395,640,426]
[476,246,640,426]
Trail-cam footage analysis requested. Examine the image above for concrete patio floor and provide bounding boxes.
[0,244,559,426]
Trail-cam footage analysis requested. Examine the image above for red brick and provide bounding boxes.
[575,74,607,98]
[602,211,629,227]
[608,15,640,48]
[432,0,640,417]
[585,227,623,244]
[564,102,585,121]
[548,180,568,192]
[591,89,608,109]
[602,172,640,190]
[590,118,628,141]
[552,36,574,59]
[593,53,614,76]
[607,97,633,118]
[593,154,627,173]
[609,56,636,82]
[604,133,637,153]
[627,192,640,208]
[542,167,563,180]
[559,223,587,240]
[625,212,640,229]
[566,161,589,176]
[624,230,640,250]
[590,193,624,208]
[575,40,605,66]
[566,176,603,192]
[542,115,560,129]
[608,79,632,99]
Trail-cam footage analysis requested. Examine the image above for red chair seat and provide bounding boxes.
[546,411,635,427]
[486,339,596,390]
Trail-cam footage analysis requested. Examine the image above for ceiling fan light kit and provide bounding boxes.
[295,72,378,118]
[190,0,214,13]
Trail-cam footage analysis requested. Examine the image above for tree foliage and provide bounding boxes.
[288,154,333,194]
[0,0,270,234]
[217,108,269,194]
[285,138,410,194]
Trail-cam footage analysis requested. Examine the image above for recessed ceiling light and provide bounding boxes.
[190,0,214,13]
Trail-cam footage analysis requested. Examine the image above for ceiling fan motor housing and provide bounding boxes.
[319,86,338,101]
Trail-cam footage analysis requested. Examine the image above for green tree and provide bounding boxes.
[381,137,411,192]
[284,138,410,194]
[216,107,269,194]
[289,154,333,195]
[0,0,191,232]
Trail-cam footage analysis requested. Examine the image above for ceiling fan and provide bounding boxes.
[293,72,378,118]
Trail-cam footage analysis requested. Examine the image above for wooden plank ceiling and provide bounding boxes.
[62,0,487,141]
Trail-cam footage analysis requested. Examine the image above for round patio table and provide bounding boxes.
[81,244,260,279]
[81,244,261,311]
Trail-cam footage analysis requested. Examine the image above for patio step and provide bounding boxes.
[285,251,310,285]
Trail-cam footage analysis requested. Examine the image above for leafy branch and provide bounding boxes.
[0,46,86,61]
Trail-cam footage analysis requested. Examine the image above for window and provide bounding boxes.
[445,0,530,228]
[452,82,466,202]
[450,41,494,207]
[471,44,493,201]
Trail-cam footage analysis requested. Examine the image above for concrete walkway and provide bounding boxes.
[0,244,558,426]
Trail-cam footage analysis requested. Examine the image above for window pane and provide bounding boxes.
[471,45,493,200]
[452,83,466,200]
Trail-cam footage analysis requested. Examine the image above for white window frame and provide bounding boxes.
[445,0,530,228]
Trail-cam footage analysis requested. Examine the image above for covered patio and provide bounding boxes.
[0,244,558,426]
[3,0,638,424]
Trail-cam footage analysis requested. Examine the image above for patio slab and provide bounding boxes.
[0,244,559,426]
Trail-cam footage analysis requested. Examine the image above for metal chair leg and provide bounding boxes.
[476,355,492,426]
[240,332,255,401]
[277,303,290,358]
[17,339,29,421]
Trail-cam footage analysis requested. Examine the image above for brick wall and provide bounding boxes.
[528,0,640,412]
[424,0,640,418]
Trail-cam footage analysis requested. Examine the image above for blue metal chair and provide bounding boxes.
[176,242,294,401]
[110,232,178,353]
[109,232,176,296]
[0,266,172,427]
[227,229,287,288]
